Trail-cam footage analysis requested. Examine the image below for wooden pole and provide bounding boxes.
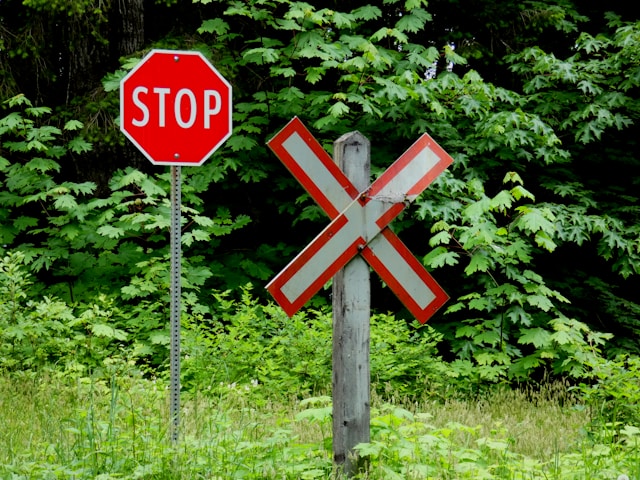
[332,131,371,477]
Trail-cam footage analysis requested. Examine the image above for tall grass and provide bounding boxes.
[1,372,638,479]
[417,383,585,458]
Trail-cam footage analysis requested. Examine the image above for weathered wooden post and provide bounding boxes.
[332,131,371,476]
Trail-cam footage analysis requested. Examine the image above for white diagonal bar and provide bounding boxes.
[267,117,358,219]
[281,132,355,215]
[369,138,443,203]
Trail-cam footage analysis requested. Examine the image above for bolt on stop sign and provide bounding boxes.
[120,49,232,166]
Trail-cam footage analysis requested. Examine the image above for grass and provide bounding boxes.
[0,372,638,479]
[420,383,586,458]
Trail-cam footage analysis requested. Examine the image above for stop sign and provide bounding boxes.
[120,49,232,166]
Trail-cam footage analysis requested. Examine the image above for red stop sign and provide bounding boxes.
[120,49,232,166]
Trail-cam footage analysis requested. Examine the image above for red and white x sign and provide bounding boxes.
[266,118,452,323]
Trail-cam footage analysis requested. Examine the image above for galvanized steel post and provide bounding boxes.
[169,165,181,443]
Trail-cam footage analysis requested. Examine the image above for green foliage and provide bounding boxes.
[183,0,630,384]
[182,288,334,395]
[577,355,640,442]
[505,17,640,279]
[370,315,448,398]
[0,95,257,370]
[350,400,640,479]
[22,0,105,16]
[75,2,635,386]
[0,251,132,373]
[419,169,614,384]
[508,18,640,145]
[0,94,251,301]
[181,286,447,398]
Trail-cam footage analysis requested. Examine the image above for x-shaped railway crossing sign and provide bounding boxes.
[266,118,453,323]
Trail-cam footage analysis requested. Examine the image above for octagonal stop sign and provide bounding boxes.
[120,49,232,166]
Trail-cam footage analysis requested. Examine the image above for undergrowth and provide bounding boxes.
[1,372,639,479]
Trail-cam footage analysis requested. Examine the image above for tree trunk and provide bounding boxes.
[114,0,144,57]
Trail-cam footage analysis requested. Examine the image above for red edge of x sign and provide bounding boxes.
[266,117,452,323]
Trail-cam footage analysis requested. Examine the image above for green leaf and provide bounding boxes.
[535,231,557,252]
[514,206,555,234]
[331,11,355,28]
[352,5,381,21]
[526,294,554,312]
[370,27,391,42]
[63,120,83,131]
[91,323,128,340]
[111,168,146,189]
[503,172,523,185]
[328,101,350,117]
[464,251,492,275]
[518,327,552,348]
[14,216,39,232]
[456,324,478,338]
[295,405,333,423]
[198,18,230,35]
[510,354,543,376]
[6,94,32,108]
[226,134,259,152]
[183,229,210,246]
[97,225,126,239]
[53,194,78,211]
[445,302,465,314]
[507,306,532,326]
[68,136,92,154]
[140,177,166,198]
[428,231,451,247]
[102,70,126,92]
[24,106,52,118]
[242,47,281,64]
[305,67,325,84]
[424,247,459,268]
[489,190,513,213]
[406,44,439,69]
[463,197,491,221]
[271,66,296,78]
[575,122,603,144]
[184,265,213,286]
[395,8,431,33]
[149,331,170,345]
[469,296,490,311]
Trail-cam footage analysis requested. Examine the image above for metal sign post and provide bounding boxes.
[120,49,232,444]
[169,165,182,443]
